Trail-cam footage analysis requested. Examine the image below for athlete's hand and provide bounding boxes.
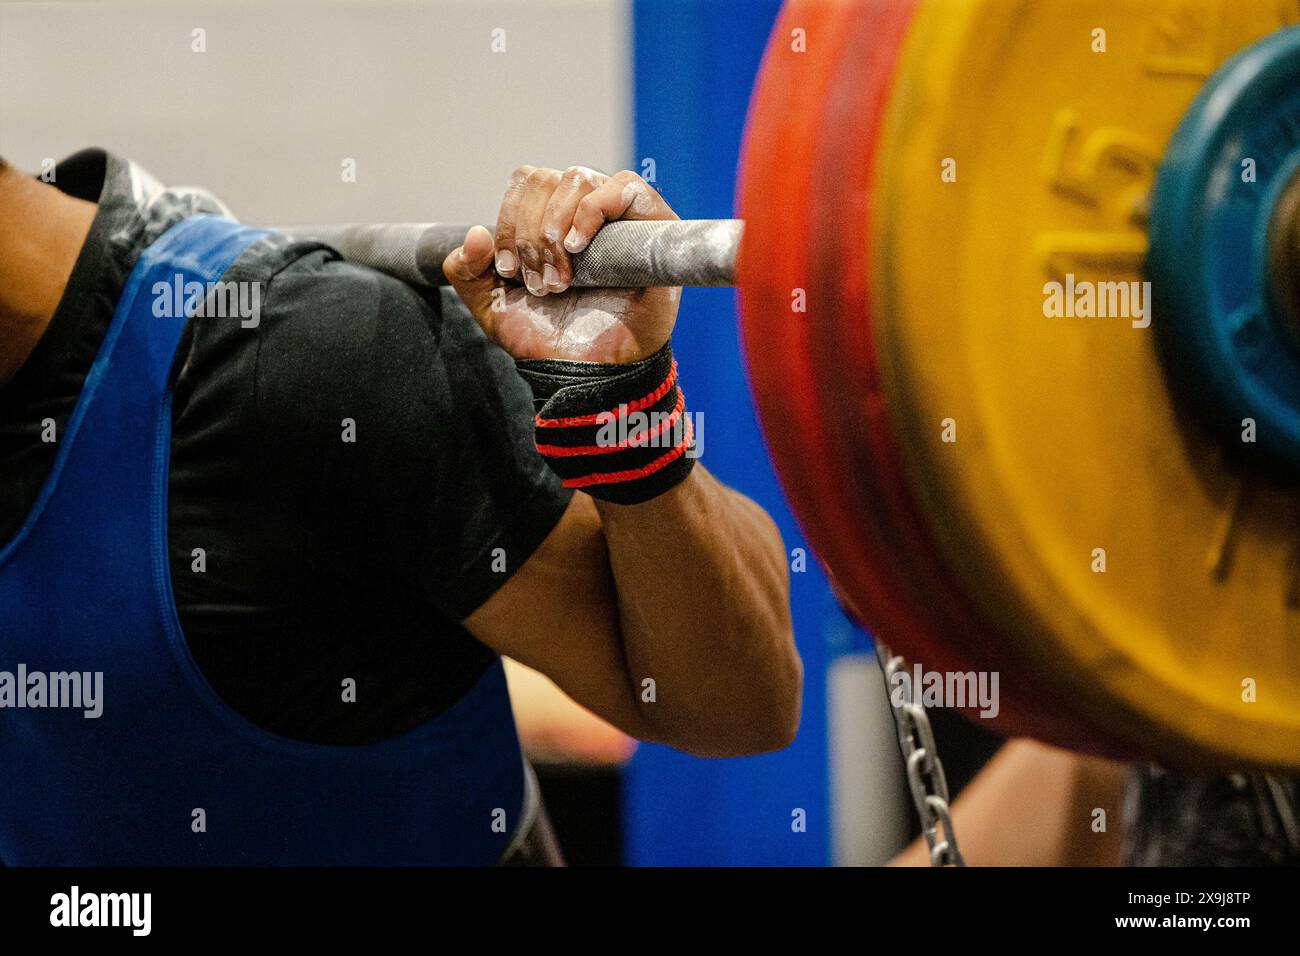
[443,166,680,364]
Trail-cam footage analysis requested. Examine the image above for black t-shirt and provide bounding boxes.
[0,149,571,744]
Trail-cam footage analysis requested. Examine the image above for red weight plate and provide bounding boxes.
[772,0,1043,740]
[802,0,1134,756]
[738,1,932,656]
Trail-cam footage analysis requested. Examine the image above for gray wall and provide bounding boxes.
[0,0,632,225]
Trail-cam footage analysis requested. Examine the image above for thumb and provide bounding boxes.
[442,225,499,321]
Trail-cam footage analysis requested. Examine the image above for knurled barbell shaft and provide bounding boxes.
[275,219,744,289]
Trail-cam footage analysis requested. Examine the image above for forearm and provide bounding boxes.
[889,740,1126,867]
[448,163,801,758]
[594,465,801,757]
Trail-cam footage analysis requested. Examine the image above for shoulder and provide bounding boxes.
[172,236,568,613]
[227,240,465,444]
[253,240,447,385]
[176,232,540,460]
[249,242,531,420]
[172,238,480,486]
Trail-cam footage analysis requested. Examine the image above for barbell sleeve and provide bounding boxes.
[274,219,744,289]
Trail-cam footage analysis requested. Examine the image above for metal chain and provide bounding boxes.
[875,642,966,867]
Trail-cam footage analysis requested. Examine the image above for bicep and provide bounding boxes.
[464,493,657,743]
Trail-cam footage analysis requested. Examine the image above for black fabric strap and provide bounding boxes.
[516,341,696,504]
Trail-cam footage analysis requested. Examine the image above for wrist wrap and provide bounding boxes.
[516,341,696,504]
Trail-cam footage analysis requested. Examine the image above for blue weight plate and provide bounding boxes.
[1150,26,1300,478]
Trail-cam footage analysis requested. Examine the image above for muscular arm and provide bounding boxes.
[457,165,801,758]
[594,468,799,756]
[467,470,800,758]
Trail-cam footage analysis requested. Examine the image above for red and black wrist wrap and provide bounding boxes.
[516,341,696,505]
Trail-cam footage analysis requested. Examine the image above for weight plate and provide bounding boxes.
[805,0,1131,752]
[874,0,1300,768]
[739,0,928,649]
[1150,26,1300,478]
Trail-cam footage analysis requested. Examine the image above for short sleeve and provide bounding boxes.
[421,287,575,617]
[244,248,572,621]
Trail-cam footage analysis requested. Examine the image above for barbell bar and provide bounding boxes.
[278,203,1299,298]
[276,218,744,288]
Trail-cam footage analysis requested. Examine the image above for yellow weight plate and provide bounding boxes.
[873,0,1300,768]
